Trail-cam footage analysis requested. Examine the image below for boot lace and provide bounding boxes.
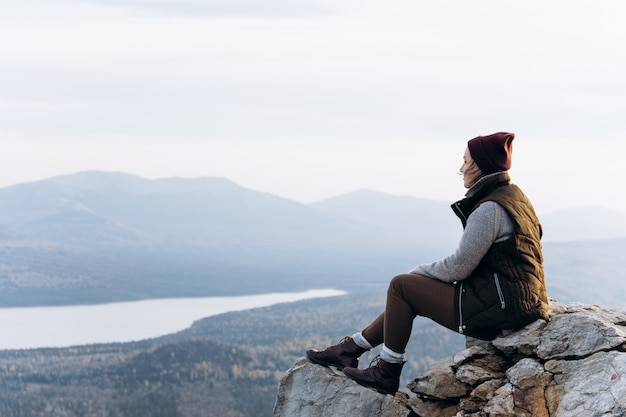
[367,355,383,368]
[338,336,352,345]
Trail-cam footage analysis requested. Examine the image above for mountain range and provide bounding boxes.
[0,171,624,308]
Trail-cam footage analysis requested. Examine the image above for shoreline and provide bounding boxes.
[0,289,347,350]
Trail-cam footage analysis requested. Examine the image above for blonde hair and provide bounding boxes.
[465,159,483,177]
[460,155,484,187]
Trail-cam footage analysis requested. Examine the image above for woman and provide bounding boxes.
[306,132,549,395]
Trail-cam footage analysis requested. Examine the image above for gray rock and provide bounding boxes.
[536,307,626,360]
[506,358,552,390]
[275,302,626,417]
[491,319,546,358]
[544,351,626,416]
[272,358,411,417]
[406,396,460,417]
[481,383,517,416]
[406,349,474,399]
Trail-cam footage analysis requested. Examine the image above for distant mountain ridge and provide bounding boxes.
[540,205,626,242]
[312,189,460,239]
[0,172,453,306]
[314,188,626,243]
[0,171,624,308]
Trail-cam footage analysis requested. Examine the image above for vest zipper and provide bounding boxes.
[452,202,467,227]
[494,273,506,309]
[458,282,465,334]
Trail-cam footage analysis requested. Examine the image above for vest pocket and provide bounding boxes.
[494,273,506,310]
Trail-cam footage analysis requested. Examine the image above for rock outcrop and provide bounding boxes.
[273,302,626,417]
[273,358,412,417]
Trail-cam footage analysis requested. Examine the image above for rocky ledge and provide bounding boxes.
[273,301,626,417]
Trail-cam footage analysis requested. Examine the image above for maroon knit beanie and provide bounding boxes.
[467,132,515,174]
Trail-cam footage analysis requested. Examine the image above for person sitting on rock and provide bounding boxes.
[307,132,549,395]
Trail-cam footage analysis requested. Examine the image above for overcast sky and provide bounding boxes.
[1,0,625,213]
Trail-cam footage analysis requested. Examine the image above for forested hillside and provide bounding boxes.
[0,290,464,417]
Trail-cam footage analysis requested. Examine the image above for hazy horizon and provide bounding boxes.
[1,0,625,214]
[3,169,626,217]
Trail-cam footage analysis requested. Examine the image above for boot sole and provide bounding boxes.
[343,370,397,395]
[349,378,396,395]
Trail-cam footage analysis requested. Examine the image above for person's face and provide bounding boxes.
[460,147,482,188]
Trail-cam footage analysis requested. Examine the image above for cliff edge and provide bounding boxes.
[273,301,626,417]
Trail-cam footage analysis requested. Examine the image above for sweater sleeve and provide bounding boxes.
[409,201,514,283]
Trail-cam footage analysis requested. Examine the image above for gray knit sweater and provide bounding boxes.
[409,179,515,283]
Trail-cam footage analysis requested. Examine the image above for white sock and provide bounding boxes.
[380,344,404,364]
[351,332,373,350]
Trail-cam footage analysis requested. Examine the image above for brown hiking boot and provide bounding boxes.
[343,356,404,395]
[306,336,367,370]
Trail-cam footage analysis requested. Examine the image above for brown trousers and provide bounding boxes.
[361,274,457,354]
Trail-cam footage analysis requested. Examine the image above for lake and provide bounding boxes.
[0,289,346,350]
